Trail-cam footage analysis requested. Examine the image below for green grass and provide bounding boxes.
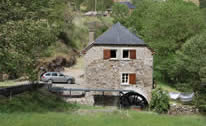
[0,85,205,126]
[157,81,179,92]
[0,88,78,113]
[0,80,24,88]
[0,111,205,126]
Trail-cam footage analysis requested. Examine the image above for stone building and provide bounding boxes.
[83,22,154,103]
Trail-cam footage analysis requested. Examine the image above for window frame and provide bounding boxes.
[122,49,130,60]
[121,73,129,85]
[121,72,136,85]
[110,49,117,59]
[52,72,58,76]
[45,73,51,76]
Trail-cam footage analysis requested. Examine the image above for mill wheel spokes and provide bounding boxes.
[120,92,148,109]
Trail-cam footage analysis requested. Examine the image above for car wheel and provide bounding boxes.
[48,79,53,84]
[67,79,72,84]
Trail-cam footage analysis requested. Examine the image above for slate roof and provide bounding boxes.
[119,2,136,9]
[94,22,145,46]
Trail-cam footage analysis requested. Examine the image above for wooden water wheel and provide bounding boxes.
[120,92,148,109]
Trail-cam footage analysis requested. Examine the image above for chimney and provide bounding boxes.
[88,22,96,43]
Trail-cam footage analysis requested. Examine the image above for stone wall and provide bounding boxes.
[168,105,199,115]
[84,45,153,102]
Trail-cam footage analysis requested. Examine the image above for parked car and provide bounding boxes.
[41,72,75,84]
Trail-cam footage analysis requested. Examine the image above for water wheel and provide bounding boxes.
[120,92,148,109]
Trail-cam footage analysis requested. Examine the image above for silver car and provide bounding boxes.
[41,72,75,84]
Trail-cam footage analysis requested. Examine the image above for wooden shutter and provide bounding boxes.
[104,49,110,60]
[129,74,136,85]
[130,50,136,59]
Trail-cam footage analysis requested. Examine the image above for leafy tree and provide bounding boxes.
[200,0,206,8]
[0,20,57,81]
[128,0,206,82]
[174,33,206,112]
[0,0,74,82]
[86,0,113,11]
[111,3,129,26]
[0,0,66,23]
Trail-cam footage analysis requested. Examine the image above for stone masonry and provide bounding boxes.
[84,45,153,102]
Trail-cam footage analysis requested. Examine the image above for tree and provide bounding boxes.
[111,3,129,26]
[0,0,74,82]
[128,0,206,82]
[174,32,206,112]
[85,0,113,11]
[0,20,57,81]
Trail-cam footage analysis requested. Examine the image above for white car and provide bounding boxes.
[41,72,75,84]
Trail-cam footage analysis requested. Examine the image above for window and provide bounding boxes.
[122,49,136,59]
[52,73,58,76]
[122,73,129,84]
[103,49,117,59]
[121,73,136,85]
[59,73,64,76]
[110,50,117,59]
[45,73,51,76]
[123,50,129,59]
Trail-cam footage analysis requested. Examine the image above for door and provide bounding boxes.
[51,72,58,82]
[58,73,67,82]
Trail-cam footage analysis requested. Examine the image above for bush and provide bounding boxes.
[150,88,170,114]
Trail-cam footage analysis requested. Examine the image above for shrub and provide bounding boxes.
[150,88,170,114]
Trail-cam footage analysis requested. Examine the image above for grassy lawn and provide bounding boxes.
[0,111,205,126]
[0,88,205,126]
[157,81,179,92]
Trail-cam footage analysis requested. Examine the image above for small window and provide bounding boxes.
[121,73,136,85]
[52,73,58,76]
[122,73,129,85]
[110,50,117,59]
[123,50,129,59]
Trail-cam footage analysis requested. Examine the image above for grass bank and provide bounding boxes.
[0,111,205,126]
[0,88,78,113]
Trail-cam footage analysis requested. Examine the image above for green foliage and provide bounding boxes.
[86,0,113,11]
[126,0,206,84]
[0,89,78,113]
[0,0,67,24]
[200,0,206,8]
[173,32,206,112]
[0,0,75,81]
[195,85,206,113]
[0,20,57,81]
[111,3,129,26]
[150,88,170,114]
